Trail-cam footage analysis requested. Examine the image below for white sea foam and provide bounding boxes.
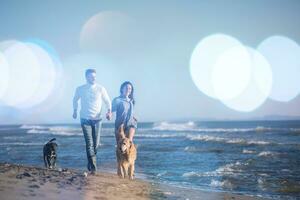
[136,133,186,138]
[183,161,246,179]
[20,124,45,129]
[27,129,81,136]
[248,140,270,145]
[182,171,201,178]
[0,142,44,146]
[182,171,216,177]
[258,151,278,157]
[255,126,274,132]
[49,126,81,132]
[152,122,290,133]
[242,149,256,154]
[186,134,270,145]
[186,134,225,142]
[210,179,233,189]
[152,121,197,131]
[229,139,270,145]
[3,136,25,140]
[216,162,239,174]
[257,177,267,191]
[215,161,246,175]
[184,146,198,152]
[157,171,169,177]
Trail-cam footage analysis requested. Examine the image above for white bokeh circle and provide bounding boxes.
[220,47,273,112]
[212,45,252,101]
[190,34,243,99]
[80,11,137,58]
[2,42,41,107]
[0,40,18,51]
[0,53,10,99]
[258,36,300,102]
[19,42,57,108]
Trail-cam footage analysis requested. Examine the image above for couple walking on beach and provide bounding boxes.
[72,69,137,174]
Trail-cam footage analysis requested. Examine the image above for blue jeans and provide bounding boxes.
[81,118,102,172]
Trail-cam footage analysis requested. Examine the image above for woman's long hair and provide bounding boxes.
[120,81,135,105]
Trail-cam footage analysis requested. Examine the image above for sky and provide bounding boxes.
[0,0,300,124]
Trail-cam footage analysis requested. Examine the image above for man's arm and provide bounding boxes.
[72,88,80,119]
[101,87,112,120]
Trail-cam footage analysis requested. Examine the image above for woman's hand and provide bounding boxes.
[106,111,112,120]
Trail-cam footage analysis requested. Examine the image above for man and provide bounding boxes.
[73,69,112,174]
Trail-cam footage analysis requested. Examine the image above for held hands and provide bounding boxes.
[106,111,112,121]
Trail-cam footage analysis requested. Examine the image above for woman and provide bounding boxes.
[112,81,137,143]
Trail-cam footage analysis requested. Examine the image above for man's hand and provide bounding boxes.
[72,110,77,119]
[106,111,112,121]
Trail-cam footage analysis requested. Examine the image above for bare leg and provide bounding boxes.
[128,127,135,142]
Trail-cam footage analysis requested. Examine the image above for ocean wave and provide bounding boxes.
[136,133,186,138]
[186,134,271,145]
[228,139,270,145]
[242,149,256,154]
[182,171,201,178]
[3,136,25,140]
[151,122,296,134]
[184,146,198,152]
[20,124,46,129]
[182,161,247,179]
[183,146,224,153]
[152,121,197,131]
[186,134,225,142]
[0,142,44,146]
[216,161,244,174]
[156,171,173,177]
[27,129,81,136]
[210,179,234,189]
[49,126,81,132]
[22,124,83,136]
[258,151,278,157]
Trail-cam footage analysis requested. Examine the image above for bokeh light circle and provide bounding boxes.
[212,45,252,101]
[190,34,243,99]
[258,36,300,102]
[2,42,41,107]
[220,47,273,112]
[0,53,10,99]
[19,42,57,108]
[80,11,137,58]
[0,40,18,51]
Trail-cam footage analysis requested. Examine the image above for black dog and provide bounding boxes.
[43,138,57,169]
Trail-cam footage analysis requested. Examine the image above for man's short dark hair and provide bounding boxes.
[85,69,96,77]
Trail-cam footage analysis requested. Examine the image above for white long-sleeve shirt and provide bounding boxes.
[73,83,111,120]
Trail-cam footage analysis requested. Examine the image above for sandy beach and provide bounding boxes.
[0,162,266,200]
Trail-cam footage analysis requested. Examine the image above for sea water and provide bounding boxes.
[0,120,300,199]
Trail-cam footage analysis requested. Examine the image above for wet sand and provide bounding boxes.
[0,163,265,200]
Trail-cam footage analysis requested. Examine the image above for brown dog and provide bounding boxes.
[116,125,137,179]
